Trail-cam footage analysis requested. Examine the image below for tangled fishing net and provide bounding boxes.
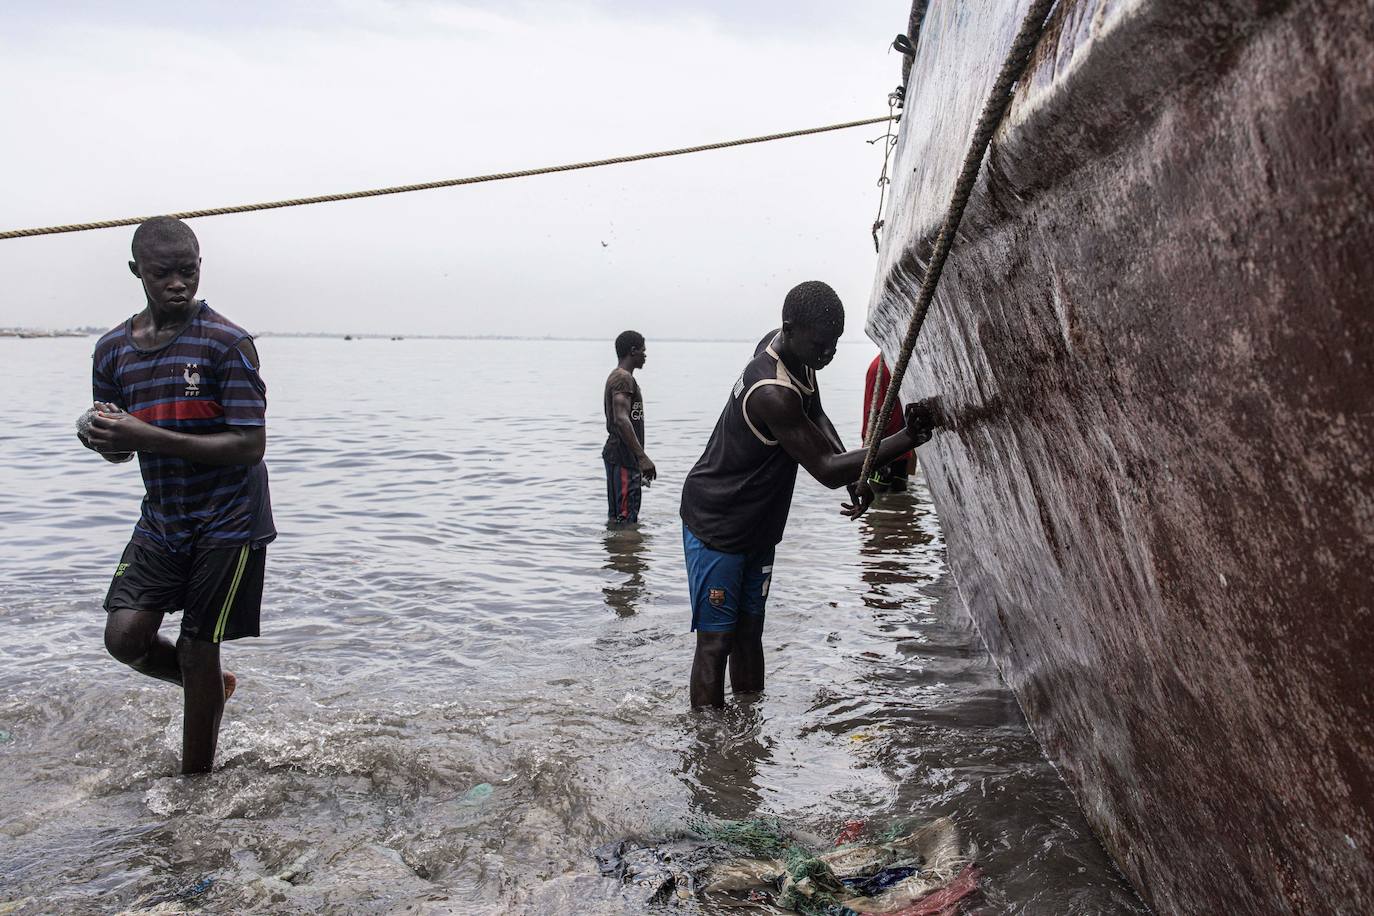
[687,815,980,915]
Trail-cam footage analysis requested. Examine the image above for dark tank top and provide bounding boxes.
[680,332,820,553]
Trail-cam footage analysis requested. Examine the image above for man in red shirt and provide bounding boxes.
[862,354,915,492]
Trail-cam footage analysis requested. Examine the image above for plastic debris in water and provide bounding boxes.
[687,816,970,915]
[593,837,719,906]
[266,850,316,886]
[835,820,866,846]
[841,865,921,897]
[0,730,12,744]
[180,877,215,899]
[122,875,217,911]
[461,783,493,805]
[881,864,981,916]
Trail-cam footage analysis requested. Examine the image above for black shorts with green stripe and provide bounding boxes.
[103,540,267,643]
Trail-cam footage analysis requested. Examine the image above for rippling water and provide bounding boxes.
[0,336,1142,913]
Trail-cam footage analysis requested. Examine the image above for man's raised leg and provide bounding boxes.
[691,631,733,709]
[105,608,179,683]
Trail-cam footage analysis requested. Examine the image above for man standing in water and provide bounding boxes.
[679,281,934,708]
[81,216,274,774]
[602,330,657,525]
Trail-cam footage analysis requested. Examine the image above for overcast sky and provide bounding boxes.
[0,1,908,339]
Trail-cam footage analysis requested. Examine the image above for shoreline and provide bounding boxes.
[0,331,879,345]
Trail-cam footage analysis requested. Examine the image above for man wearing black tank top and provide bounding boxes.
[680,281,937,708]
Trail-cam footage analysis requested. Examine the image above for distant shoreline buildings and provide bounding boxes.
[0,327,100,338]
[1,328,860,344]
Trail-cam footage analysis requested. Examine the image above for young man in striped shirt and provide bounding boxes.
[82,217,275,774]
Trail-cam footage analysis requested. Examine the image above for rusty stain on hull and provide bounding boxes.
[867,1,1374,912]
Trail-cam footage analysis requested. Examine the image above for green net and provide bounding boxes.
[687,816,794,858]
[777,846,850,915]
[688,816,947,916]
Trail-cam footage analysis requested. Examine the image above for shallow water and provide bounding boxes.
[0,336,1142,914]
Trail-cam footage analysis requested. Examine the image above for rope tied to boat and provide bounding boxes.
[0,116,895,242]
[856,0,1059,509]
[870,96,902,253]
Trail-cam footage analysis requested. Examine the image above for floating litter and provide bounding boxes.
[181,877,214,898]
[461,783,493,805]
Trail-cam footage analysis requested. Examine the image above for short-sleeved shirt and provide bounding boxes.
[92,301,275,554]
[602,368,645,467]
[679,331,821,554]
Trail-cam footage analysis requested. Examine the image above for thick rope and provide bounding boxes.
[0,116,893,242]
[858,0,1057,500]
[863,356,890,484]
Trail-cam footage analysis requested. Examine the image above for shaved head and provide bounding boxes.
[131,216,199,264]
[781,280,844,335]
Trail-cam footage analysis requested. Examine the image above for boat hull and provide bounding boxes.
[868,1,1374,912]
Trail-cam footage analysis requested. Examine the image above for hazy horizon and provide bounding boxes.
[0,324,881,345]
[0,1,909,343]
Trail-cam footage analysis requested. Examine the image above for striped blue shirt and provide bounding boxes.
[92,302,275,553]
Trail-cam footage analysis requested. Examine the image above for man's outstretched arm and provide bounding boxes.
[810,391,845,454]
[749,386,930,490]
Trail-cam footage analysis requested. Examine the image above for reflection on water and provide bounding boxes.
[0,337,1142,914]
[679,698,773,822]
[858,488,936,607]
[602,526,651,617]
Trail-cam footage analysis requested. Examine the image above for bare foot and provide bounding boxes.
[223,671,237,701]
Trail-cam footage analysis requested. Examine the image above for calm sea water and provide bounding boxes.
[0,336,1142,914]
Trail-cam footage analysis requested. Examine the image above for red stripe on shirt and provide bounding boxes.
[132,400,225,422]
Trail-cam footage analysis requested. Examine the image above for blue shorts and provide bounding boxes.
[683,524,775,632]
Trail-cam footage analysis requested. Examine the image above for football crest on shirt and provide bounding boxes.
[708,587,726,607]
[183,364,201,396]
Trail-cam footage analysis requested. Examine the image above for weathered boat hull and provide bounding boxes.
[867,1,1374,912]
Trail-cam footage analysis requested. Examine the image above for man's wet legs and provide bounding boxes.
[104,609,226,774]
[177,636,224,774]
[691,631,732,709]
[692,617,765,708]
[728,612,765,695]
